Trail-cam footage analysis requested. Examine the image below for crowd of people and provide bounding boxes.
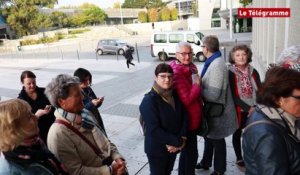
[0,35,299,175]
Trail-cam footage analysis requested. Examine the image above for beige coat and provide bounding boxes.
[47,110,123,175]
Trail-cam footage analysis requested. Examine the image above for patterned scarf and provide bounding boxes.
[56,108,95,130]
[233,64,253,98]
[3,136,68,174]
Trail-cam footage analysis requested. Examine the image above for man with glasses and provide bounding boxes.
[170,41,203,175]
[196,35,238,175]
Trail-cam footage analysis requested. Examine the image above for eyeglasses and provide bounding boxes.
[158,74,173,80]
[177,52,193,56]
[290,95,300,100]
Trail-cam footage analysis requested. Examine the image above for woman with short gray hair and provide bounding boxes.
[45,74,127,175]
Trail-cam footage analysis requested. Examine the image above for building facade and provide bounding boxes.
[251,0,300,76]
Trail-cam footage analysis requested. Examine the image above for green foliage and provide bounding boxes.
[148,8,158,22]
[122,0,165,9]
[113,2,121,8]
[68,4,107,26]
[239,0,252,7]
[20,35,59,46]
[138,11,148,23]
[83,6,107,25]
[69,28,90,34]
[50,11,70,28]
[122,0,147,8]
[170,8,178,20]
[2,0,57,37]
[145,0,165,9]
[159,7,170,21]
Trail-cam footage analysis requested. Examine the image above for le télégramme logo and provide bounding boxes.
[238,8,290,18]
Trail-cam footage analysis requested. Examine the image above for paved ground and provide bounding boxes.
[0,28,251,174]
[0,58,245,175]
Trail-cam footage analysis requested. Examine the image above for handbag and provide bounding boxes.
[203,101,225,118]
[197,116,209,137]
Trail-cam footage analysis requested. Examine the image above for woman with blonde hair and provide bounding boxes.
[0,99,68,175]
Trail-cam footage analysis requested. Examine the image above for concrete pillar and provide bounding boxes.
[287,0,300,46]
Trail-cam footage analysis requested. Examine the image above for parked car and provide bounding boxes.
[150,30,205,62]
[96,39,134,56]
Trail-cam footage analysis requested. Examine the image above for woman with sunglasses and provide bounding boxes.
[243,67,300,175]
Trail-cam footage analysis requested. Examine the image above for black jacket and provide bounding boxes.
[242,109,300,175]
[18,87,55,145]
[139,89,188,157]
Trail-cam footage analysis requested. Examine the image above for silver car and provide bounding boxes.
[96,39,134,55]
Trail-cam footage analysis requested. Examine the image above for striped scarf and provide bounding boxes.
[56,108,95,129]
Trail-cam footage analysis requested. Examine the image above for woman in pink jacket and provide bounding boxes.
[170,41,203,175]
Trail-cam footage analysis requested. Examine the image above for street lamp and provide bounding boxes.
[119,0,124,25]
[229,0,233,39]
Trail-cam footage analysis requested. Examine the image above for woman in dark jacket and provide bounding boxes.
[243,67,300,175]
[74,68,106,134]
[17,70,54,145]
[139,63,188,175]
[228,45,261,167]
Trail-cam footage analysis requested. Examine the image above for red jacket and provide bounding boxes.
[170,60,203,132]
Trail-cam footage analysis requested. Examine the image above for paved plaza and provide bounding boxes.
[0,57,245,175]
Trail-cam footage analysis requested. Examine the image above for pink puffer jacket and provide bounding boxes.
[170,60,203,132]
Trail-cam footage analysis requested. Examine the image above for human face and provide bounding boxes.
[233,50,248,68]
[21,108,39,138]
[22,77,36,94]
[279,89,300,117]
[58,85,84,113]
[201,45,208,58]
[155,73,173,90]
[176,46,193,65]
[80,76,91,89]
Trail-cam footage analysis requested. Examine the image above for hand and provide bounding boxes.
[111,158,126,175]
[166,145,179,153]
[92,97,104,107]
[247,107,255,117]
[192,74,201,85]
[35,107,51,119]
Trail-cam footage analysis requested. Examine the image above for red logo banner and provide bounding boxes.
[237,8,290,18]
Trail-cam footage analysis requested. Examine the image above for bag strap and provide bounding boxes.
[55,119,102,155]
[243,118,300,143]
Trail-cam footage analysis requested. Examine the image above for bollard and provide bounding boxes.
[116,51,119,61]
[136,42,140,63]
[235,39,237,45]
[77,50,79,60]
[96,52,98,61]
[60,49,64,60]
[223,47,227,62]
[162,49,166,63]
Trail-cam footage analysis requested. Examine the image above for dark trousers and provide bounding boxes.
[126,60,135,68]
[147,154,177,175]
[232,112,248,161]
[179,132,198,175]
[200,137,226,174]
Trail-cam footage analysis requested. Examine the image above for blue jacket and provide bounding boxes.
[242,109,300,175]
[0,154,54,175]
[139,89,188,157]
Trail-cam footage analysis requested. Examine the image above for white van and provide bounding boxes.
[150,30,205,62]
